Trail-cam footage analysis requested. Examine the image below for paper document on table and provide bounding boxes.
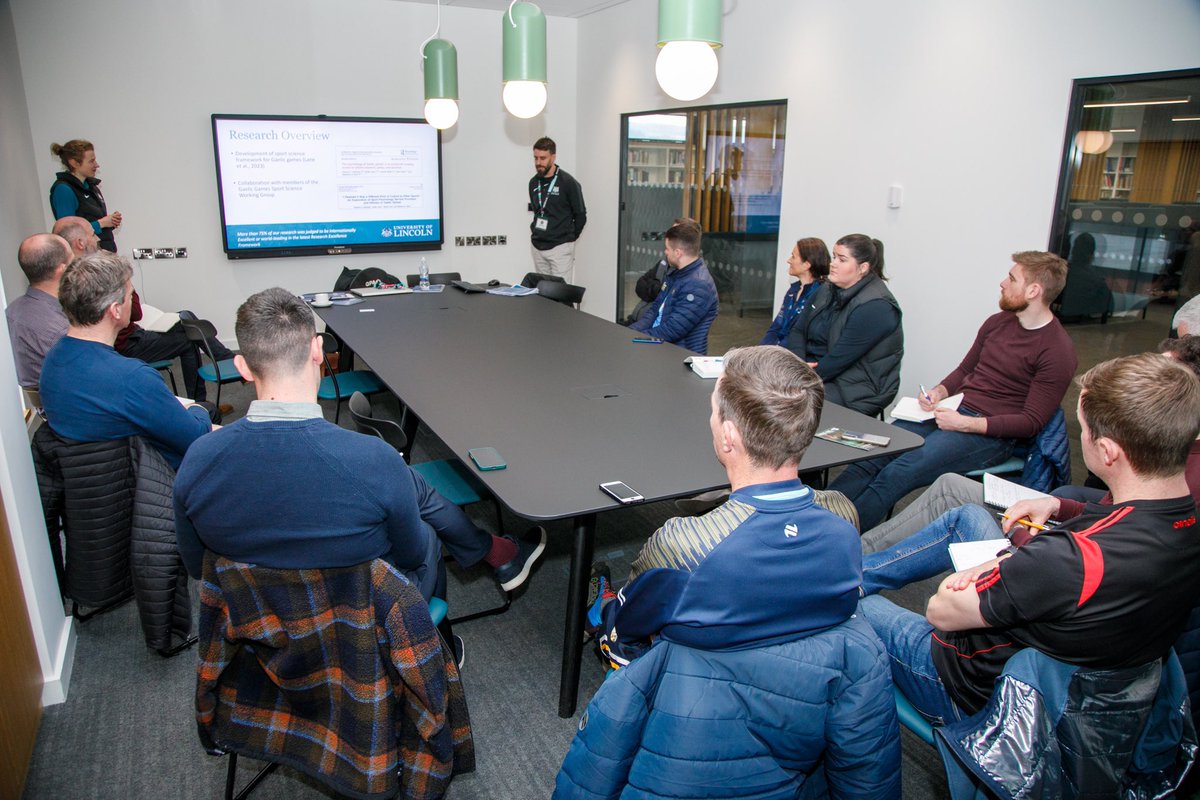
[685,356,724,379]
[140,304,180,333]
[949,539,1011,572]
[890,393,964,422]
[487,285,538,296]
[982,472,1051,509]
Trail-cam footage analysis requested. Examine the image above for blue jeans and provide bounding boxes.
[862,504,1004,595]
[829,412,1016,530]
[858,596,967,725]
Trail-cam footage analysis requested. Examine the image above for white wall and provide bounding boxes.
[10,0,578,339]
[573,0,1200,391]
[0,0,75,706]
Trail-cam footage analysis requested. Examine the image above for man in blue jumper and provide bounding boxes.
[629,220,719,354]
[39,251,215,470]
[173,288,545,610]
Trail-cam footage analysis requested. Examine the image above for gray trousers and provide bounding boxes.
[859,473,984,554]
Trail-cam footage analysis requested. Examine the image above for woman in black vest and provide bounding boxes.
[785,234,903,416]
[49,139,122,253]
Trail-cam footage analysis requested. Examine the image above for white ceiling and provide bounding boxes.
[397,0,632,18]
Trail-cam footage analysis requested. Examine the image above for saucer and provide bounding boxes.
[310,300,333,308]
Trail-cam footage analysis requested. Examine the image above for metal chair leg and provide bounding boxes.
[224,751,280,800]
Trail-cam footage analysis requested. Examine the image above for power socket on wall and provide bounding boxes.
[454,235,507,246]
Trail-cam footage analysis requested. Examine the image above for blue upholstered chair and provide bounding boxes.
[317,332,385,423]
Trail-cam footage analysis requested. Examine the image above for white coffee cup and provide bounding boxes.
[313,292,331,305]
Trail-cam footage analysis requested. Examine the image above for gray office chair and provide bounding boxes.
[537,279,586,309]
[405,271,461,287]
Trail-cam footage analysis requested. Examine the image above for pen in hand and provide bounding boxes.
[998,512,1051,532]
[919,383,934,405]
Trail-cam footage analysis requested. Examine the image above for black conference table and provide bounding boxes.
[316,291,923,717]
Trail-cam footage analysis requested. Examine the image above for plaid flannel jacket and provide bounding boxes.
[196,554,474,800]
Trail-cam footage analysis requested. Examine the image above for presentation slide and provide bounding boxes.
[212,115,442,256]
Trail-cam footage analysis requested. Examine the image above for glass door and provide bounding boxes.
[617,101,788,352]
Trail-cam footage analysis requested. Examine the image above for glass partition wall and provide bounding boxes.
[617,101,787,352]
[1051,69,1200,324]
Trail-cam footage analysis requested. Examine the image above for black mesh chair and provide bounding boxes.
[521,271,564,289]
[536,279,586,309]
[405,271,461,287]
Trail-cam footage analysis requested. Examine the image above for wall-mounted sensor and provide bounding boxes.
[888,184,903,209]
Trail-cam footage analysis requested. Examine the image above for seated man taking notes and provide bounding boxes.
[830,251,1076,530]
[173,288,546,615]
[857,353,1200,723]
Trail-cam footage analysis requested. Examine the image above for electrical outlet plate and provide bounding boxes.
[132,248,153,260]
[483,235,497,246]
[153,248,175,259]
[174,248,188,258]
[498,235,507,246]
[454,236,465,247]
[467,236,480,246]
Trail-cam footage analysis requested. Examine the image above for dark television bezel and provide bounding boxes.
[211,113,445,260]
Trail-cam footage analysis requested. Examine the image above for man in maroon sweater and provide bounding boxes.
[831,251,1076,529]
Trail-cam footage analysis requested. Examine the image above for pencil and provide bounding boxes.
[998,513,1051,532]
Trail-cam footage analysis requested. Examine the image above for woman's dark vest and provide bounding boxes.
[51,172,116,252]
[786,273,903,416]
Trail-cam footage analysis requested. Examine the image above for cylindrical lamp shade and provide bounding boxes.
[657,0,722,46]
[502,2,547,83]
[423,39,459,129]
[656,0,722,101]
[423,38,458,101]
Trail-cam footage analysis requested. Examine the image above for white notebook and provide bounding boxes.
[890,393,964,422]
[982,472,1051,509]
[948,539,1011,571]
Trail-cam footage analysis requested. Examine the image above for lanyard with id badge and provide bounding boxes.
[534,172,559,230]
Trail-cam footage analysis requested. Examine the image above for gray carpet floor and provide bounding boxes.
[22,379,952,800]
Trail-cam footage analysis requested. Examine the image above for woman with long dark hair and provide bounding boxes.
[761,237,829,346]
[785,234,903,416]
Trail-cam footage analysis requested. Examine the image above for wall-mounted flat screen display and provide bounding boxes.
[211,114,444,259]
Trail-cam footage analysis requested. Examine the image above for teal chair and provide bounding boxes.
[894,685,935,745]
[347,391,511,624]
[146,358,178,394]
[180,318,242,409]
[964,456,1024,481]
[318,332,385,423]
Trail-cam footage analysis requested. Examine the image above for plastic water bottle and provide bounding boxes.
[419,257,430,290]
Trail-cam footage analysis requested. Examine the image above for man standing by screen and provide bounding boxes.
[528,137,586,283]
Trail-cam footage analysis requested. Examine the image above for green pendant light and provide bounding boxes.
[421,0,459,129]
[502,1,547,119]
[656,0,722,102]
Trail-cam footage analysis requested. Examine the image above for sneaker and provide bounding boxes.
[451,634,465,669]
[586,562,612,633]
[495,526,547,592]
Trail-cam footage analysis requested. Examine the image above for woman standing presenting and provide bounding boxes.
[49,139,122,252]
[761,237,829,346]
[785,234,903,416]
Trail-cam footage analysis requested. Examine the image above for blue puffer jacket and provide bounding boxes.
[553,613,900,800]
[1018,407,1071,493]
[629,257,719,354]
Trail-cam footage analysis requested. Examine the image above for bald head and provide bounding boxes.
[52,216,99,255]
[17,233,72,289]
